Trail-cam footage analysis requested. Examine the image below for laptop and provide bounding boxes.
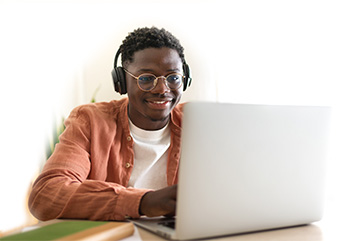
[131,102,331,240]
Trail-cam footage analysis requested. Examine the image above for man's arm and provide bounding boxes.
[28,106,150,221]
[28,168,150,221]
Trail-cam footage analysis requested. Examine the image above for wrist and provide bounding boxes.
[139,191,153,216]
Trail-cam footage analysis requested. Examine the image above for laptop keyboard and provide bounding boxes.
[158,220,176,229]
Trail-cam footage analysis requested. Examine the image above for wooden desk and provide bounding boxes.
[3,218,345,241]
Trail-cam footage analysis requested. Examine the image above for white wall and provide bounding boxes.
[1,0,349,234]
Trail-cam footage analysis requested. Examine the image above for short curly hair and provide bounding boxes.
[119,27,185,66]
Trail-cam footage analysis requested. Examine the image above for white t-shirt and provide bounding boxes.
[127,119,170,190]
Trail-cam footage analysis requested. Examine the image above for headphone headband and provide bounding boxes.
[113,48,121,68]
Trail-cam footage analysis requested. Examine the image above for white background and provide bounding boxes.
[0,0,349,237]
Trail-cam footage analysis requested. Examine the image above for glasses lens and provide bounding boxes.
[166,74,183,89]
[138,74,156,91]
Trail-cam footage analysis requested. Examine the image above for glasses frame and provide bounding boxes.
[123,68,184,92]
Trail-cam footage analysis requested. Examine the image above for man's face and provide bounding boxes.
[125,47,183,130]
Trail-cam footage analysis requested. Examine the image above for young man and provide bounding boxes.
[28,27,191,221]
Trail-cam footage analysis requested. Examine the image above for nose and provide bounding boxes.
[151,77,170,94]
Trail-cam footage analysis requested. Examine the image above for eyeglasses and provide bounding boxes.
[124,68,184,92]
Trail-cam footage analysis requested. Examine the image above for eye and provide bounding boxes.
[167,74,182,84]
[138,74,156,83]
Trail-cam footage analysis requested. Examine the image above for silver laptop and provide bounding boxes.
[131,102,331,240]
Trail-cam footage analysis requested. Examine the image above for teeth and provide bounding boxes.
[151,101,167,104]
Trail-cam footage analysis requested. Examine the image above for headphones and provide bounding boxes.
[111,47,192,95]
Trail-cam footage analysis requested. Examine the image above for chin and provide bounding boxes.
[148,112,171,122]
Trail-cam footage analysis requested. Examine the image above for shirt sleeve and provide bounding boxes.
[28,105,150,221]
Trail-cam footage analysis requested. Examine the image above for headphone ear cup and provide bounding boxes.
[112,67,127,95]
[117,67,127,94]
[182,63,192,91]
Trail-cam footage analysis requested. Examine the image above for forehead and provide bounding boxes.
[128,47,182,72]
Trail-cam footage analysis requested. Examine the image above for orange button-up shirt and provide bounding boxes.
[28,98,183,221]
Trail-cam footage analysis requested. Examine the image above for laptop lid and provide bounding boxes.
[174,102,331,240]
[131,102,331,240]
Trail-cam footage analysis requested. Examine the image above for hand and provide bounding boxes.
[139,184,177,217]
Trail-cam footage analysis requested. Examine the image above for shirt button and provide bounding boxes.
[125,162,131,168]
[126,135,132,141]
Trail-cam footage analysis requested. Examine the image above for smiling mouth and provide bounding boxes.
[146,99,172,109]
